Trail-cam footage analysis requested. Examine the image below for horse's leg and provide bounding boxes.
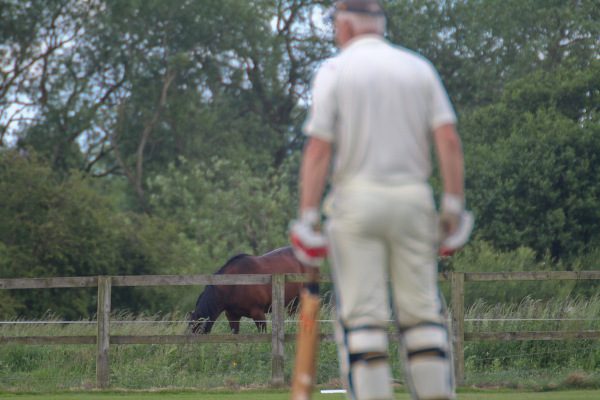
[229,319,241,334]
[250,309,267,333]
[225,311,241,334]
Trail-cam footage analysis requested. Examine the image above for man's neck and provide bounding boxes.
[340,32,383,49]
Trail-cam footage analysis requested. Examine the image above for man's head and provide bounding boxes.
[329,0,386,47]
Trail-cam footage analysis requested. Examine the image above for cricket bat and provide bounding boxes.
[290,267,320,400]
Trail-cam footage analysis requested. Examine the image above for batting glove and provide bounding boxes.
[289,208,328,267]
[439,194,474,256]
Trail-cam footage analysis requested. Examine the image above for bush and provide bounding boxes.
[448,240,597,306]
[0,151,203,318]
[147,156,298,269]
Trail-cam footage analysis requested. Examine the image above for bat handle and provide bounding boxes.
[306,267,320,295]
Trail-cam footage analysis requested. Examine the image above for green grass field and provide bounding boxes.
[2,297,599,394]
[1,390,600,400]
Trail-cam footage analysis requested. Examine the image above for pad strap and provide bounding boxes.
[349,351,388,365]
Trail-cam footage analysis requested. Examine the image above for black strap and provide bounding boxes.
[398,321,446,334]
[407,347,448,359]
[349,351,389,365]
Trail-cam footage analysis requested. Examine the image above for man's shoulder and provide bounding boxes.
[319,57,341,72]
[382,43,441,81]
[310,56,342,92]
[389,43,434,66]
[313,56,342,81]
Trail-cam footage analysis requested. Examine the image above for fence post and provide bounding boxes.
[271,273,286,386]
[96,276,112,389]
[450,271,465,385]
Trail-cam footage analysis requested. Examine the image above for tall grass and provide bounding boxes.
[463,295,600,388]
[1,296,600,392]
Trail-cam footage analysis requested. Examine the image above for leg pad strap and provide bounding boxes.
[349,351,389,365]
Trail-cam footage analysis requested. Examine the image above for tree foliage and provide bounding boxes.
[2,0,331,210]
[385,0,599,110]
[463,64,600,259]
[0,0,598,316]
[148,155,299,262]
[0,150,200,318]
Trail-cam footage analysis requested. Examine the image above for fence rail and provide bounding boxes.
[1,271,600,388]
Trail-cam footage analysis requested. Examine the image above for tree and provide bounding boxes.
[0,150,201,318]
[382,1,599,258]
[384,0,599,111]
[0,0,126,170]
[3,0,332,211]
[147,155,299,263]
[462,64,600,259]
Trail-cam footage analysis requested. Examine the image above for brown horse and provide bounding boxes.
[188,246,311,334]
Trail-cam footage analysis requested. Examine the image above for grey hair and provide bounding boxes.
[337,10,386,35]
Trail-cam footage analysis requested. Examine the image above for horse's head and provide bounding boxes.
[187,286,222,334]
[187,311,214,334]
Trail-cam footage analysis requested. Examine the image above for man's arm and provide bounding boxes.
[433,123,465,236]
[299,137,332,213]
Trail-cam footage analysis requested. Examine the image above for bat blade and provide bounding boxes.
[290,285,320,400]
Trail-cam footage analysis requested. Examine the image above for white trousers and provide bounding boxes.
[325,180,448,399]
[325,180,443,329]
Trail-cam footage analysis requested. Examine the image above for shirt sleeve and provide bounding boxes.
[429,66,457,130]
[302,59,338,142]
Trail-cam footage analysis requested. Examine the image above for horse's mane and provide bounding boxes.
[194,285,221,320]
[215,253,249,274]
[193,253,250,320]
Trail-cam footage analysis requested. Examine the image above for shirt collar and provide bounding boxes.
[341,34,386,51]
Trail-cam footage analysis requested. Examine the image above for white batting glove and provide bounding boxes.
[439,194,474,256]
[289,208,328,267]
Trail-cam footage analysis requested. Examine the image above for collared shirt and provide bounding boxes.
[303,35,456,186]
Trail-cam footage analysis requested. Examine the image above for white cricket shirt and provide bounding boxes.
[303,35,457,186]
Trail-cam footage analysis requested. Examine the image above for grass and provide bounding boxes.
[1,389,600,400]
[1,296,600,392]
[462,295,600,390]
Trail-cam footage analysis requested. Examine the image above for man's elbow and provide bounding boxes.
[434,124,462,153]
[305,137,332,160]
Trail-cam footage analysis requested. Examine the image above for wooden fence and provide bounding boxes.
[1,271,600,388]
